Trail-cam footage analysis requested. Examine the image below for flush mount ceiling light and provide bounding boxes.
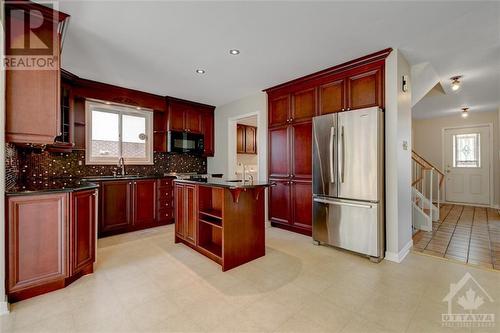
[461,107,469,118]
[229,49,240,55]
[195,69,206,74]
[451,75,462,91]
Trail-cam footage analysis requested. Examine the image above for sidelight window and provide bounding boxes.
[453,133,480,168]
[85,100,153,165]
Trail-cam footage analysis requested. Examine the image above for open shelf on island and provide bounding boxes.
[199,209,222,220]
[199,215,222,229]
[198,241,222,259]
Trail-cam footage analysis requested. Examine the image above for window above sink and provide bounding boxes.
[85,99,153,165]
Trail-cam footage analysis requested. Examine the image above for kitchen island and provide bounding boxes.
[174,178,270,271]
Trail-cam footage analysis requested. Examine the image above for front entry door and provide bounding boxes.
[444,126,491,205]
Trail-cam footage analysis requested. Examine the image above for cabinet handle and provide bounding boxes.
[129,182,132,185]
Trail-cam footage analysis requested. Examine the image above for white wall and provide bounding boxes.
[0,6,9,314]
[385,49,413,263]
[413,111,500,207]
[207,92,268,181]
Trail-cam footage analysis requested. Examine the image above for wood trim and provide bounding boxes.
[264,48,392,92]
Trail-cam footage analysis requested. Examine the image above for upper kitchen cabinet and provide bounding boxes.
[319,78,346,114]
[236,124,257,155]
[200,108,215,157]
[291,88,316,122]
[269,95,290,127]
[167,98,202,133]
[346,66,383,110]
[5,3,70,145]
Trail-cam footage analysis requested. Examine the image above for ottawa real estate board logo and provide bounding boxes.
[442,272,495,328]
[4,1,60,70]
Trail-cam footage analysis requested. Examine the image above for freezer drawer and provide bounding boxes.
[312,197,383,258]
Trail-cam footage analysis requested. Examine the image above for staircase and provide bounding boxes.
[412,150,445,232]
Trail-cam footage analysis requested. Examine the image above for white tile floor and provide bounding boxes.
[1,225,500,332]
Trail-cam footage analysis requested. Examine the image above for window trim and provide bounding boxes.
[85,99,154,165]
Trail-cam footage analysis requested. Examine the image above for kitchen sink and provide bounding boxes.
[225,180,243,183]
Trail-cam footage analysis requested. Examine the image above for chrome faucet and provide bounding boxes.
[117,157,125,176]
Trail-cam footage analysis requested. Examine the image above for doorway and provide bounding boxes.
[443,125,492,206]
[227,113,260,181]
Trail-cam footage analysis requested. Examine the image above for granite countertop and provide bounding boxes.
[6,178,99,196]
[6,174,177,196]
[173,177,272,189]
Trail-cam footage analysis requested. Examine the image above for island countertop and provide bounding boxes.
[173,177,272,189]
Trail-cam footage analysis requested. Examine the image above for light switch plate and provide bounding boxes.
[402,140,408,151]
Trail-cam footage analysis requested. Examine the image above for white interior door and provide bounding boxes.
[444,126,491,205]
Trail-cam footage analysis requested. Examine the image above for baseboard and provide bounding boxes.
[265,220,271,228]
[385,239,413,263]
[0,300,10,316]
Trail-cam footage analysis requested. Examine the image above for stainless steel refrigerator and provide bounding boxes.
[312,107,384,261]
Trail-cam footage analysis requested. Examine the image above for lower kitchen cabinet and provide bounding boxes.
[269,179,312,235]
[99,180,133,237]
[174,183,197,245]
[98,177,174,237]
[6,189,97,302]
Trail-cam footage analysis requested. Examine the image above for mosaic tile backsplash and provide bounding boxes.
[5,144,207,190]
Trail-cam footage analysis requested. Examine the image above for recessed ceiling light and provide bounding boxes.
[196,69,206,74]
[451,75,462,91]
[461,107,469,118]
[229,49,240,55]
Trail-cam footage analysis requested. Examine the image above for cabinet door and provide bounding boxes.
[7,193,68,293]
[185,108,202,133]
[269,95,290,127]
[201,110,214,156]
[133,180,156,227]
[347,68,382,110]
[269,180,291,225]
[245,126,257,154]
[168,101,186,131]
[291,121,312,179]
[291,88,316,122]
[291,180,312,231]
[70,190,96,275]
[269,125,290,178]
[319,79,346,114]
[185,185,198,245]
[236,124,246,154]
[174,184,185,238]
[99,181,132,236]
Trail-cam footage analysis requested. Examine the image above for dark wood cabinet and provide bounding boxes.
[236,124,257,154]
[70,190,96,275]
[347,68,383,110]
[5,4,69,145]
[268,126,290,178]
[201,110,215,156]
[168,99,202,133]
[157,178,174,224]
[269,95,290,127]
[291,181,313,231]
[237,125,246,153]
[292,88,316,122]
[268,180,291,225]
[7,189,97,302]
[291,121,312,179]
[319,79,346,114]
[266,49,390,236]
[133,180,157,228]
[99,180,132,237]
[245,126,257,154]
[174,183,197,245]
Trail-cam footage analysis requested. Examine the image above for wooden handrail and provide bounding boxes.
[412,150,445,189]
[412,177,423,187]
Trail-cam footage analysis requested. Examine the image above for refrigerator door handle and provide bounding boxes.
[313,197,373,209]
[340,125,345,183]
[329,126,335,183]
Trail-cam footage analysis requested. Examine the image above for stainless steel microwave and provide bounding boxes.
[167,131,204,155]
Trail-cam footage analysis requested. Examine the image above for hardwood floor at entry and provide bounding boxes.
[413,204,500,270]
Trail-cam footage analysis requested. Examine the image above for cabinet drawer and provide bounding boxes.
[158,189,173,201]
[158,178,173,188]
[158,199,173,209]
[158,208,173,221]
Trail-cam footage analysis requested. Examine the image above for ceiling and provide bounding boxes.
[59,1,499,117]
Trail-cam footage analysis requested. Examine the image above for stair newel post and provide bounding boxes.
[429,168,433,226]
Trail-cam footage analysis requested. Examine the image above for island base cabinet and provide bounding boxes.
[6,190,97,302]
